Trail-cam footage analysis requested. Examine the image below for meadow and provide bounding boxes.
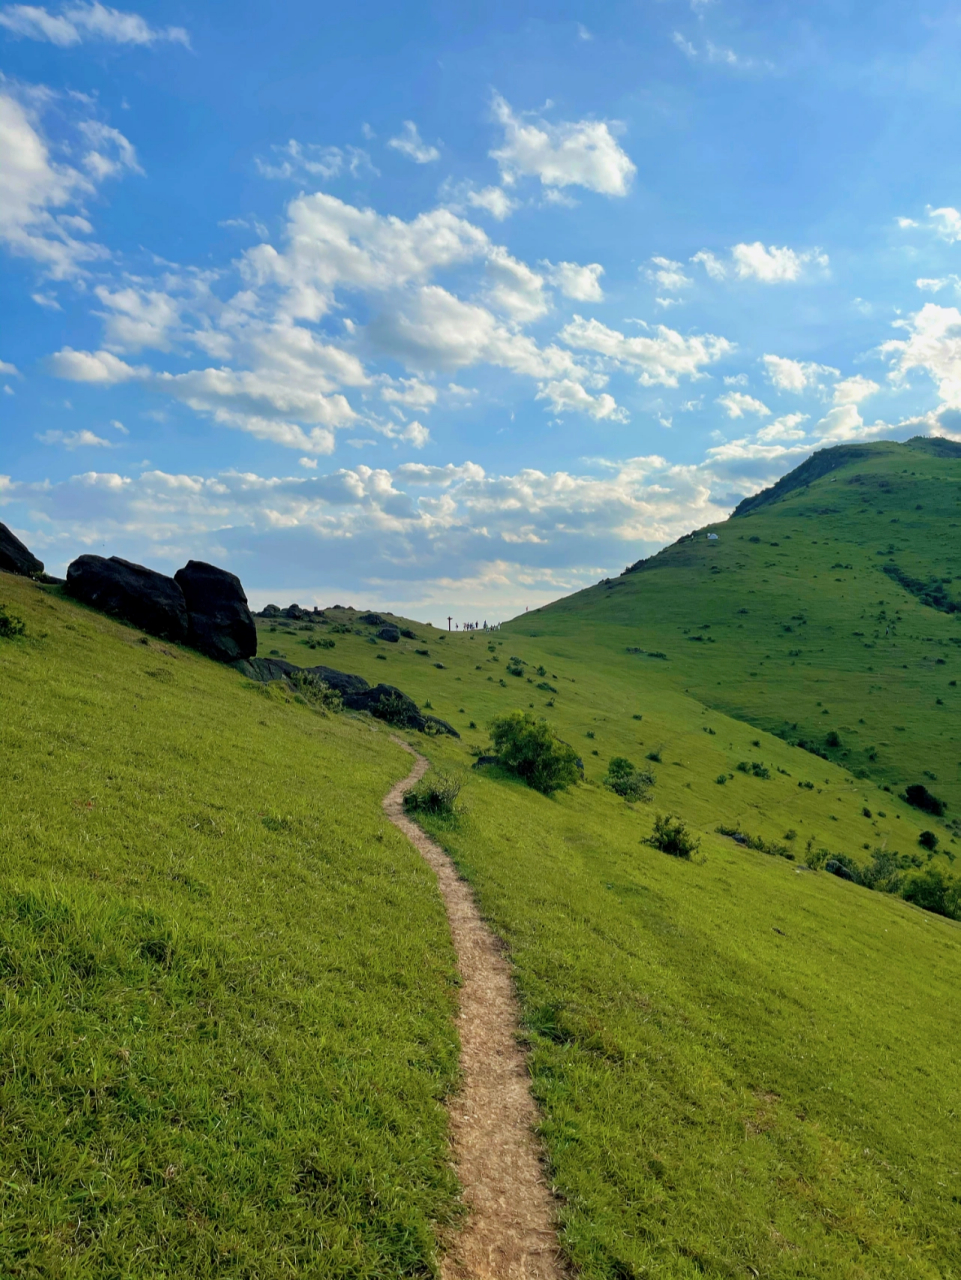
[2,437,960,1276]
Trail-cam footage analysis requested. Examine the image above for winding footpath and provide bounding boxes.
[383,741,565,1280]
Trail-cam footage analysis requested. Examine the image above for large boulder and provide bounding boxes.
[0,522,43,577]
[377,624,400,643]
[174,560,257,663]
[66,556,188,641]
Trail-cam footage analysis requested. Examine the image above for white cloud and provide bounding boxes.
[560,314,734,386]
[543,259,604,301]
[756,412,808,441]
[256,139,376,182]
[717,391,770,418]
[693,243,828,284]
[110,418,128,433]
[466,185,517,220]
[47,346,142,381]
[925,206,961,243]
[881,302,961,408]
[833,374,879,405]
[762,353,838,391]
[0,88,138,278]
[0,2,189,46]
[917,274,961,294]
[379,377,438,411]
[484,245,548,323]
[673,31,763,70]
[647,255,692,293]
[0,358,19,375]
[387,121,440,164]
[241,191,490,321]
[489,93,636,196]
[36,427,114,447]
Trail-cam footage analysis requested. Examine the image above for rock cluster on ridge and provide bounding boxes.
[174,560,257,662]
[66,556,190,641]
[0,522,44,578]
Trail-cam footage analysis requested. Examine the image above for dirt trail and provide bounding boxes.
[383,742,565,1280]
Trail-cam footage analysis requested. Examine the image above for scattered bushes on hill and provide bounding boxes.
[488,711,580,794]
[604,757,655,802]
[403,771,462,818]
[736,760,771,779]
[0,604,26,639]
[905,783,946,817]
[716,825,793,860]
[647,814,700,859]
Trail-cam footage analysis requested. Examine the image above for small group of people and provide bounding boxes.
[454,620,500,631]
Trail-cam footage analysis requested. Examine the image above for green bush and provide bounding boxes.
[647,814,700,859]
[488,711,580,795]
[0,605,26,639]
[919,830,939,851]
[290,672,342,712]
[605,757,655,801]
[403,772,462,818]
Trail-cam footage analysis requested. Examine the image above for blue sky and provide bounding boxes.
[3,0,961,619]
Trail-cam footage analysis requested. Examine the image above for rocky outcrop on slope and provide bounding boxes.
[0,523,44,577]
[66,556,189,641]
[234,656,458,736]
[174,560,257,662]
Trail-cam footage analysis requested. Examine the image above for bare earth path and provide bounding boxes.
[383,741,566,1280]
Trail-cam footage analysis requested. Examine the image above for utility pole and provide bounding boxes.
[447,616,452,632]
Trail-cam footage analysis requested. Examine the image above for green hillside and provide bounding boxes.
[2,434,961,1279]
[515,435,961,817]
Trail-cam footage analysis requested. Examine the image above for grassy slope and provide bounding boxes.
[5,432,961,1278]
[256,451,961,1276]
[0,573,460,1279]
[516,437,961,816]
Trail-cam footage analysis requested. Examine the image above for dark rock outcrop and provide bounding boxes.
[260,603,281,618]
[285,604,309,619]
[377,624,400,642]
[174,560,257,663]
[232,656,458,736]
[359,612,384,625]
[66,555,188,641]
[0,522,44,577]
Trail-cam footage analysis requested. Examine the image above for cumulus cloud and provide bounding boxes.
[47,346,143,381]
[924,206,961,243]
[0,2,189,46]
[484,246,548,323]
[647,255,692,294]
[543,259,604,301]
[717,391,770,418]
[387,121,440,164]
[489,94,636,196]
[36,427,114,447]
[693,242,828,284]
[762,353,839,391]
[833,374,879,405]
[466,185,517,220]
[560,315,733,386]
[881,303,961,408]
[755,412,808,442]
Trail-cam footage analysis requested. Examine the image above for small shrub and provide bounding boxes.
[403,771,462,818]
[646,749,662,763]
[0,605,26,639]
[586,730,595,739]
[919,830,939,851]
[825,730,841,749]
[290,672,342,713]
[605,757,655,802]
[715,774,727,785]
[647,814,700,860]
[375,691,415,727]
[488,711,580,795]
[862,807,872,818]
[307,637,335,650]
